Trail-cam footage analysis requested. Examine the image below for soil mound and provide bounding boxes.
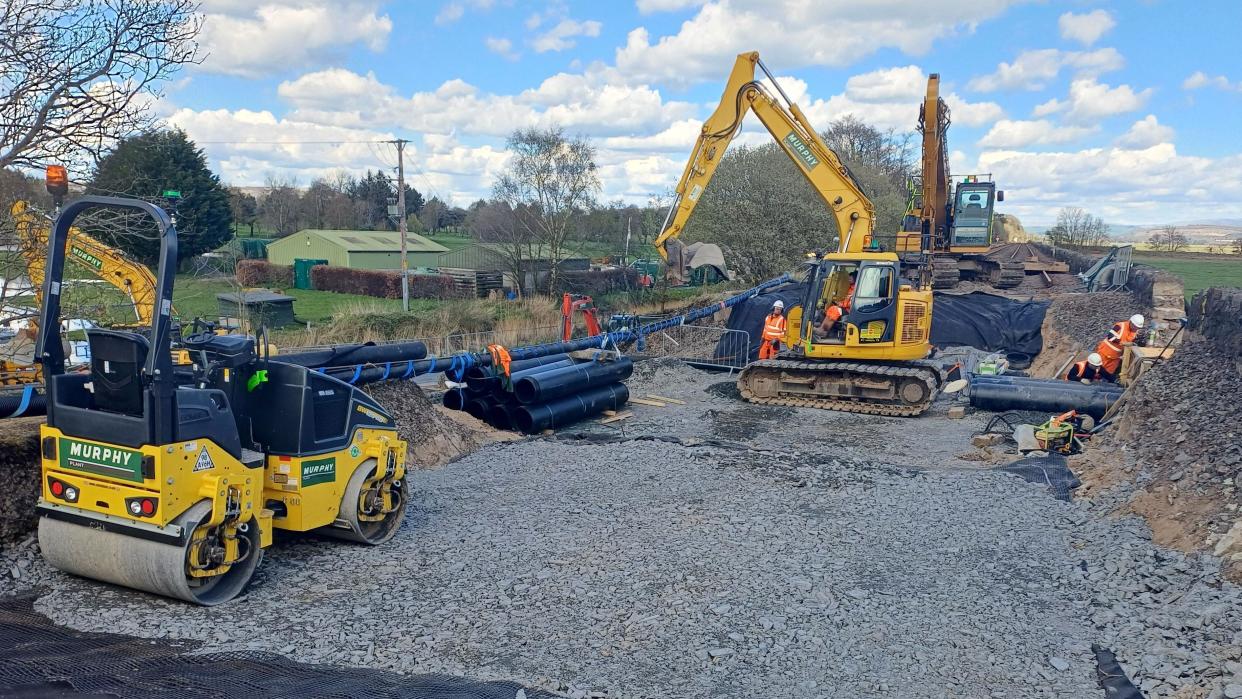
[364,382,516,468]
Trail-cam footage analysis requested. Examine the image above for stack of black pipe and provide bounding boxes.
[443,353,632,434]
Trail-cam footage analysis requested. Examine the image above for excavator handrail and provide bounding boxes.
[654,51,876,262]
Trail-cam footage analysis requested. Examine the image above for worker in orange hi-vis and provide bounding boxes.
[1094,313,1146,377]
[759,300,787,360]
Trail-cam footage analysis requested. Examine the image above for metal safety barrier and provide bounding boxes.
[629,324,752,370]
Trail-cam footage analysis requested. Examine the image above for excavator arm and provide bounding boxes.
[11,200,161,326]
[653,51,876,260]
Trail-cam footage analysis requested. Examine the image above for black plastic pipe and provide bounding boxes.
[466,357,575,394]
[487,402,520,430]
[464,395,495,421]
[464,354,569,383]
[442,388,467,411]
[0,387,46,418]
[513,357,634,405]
[968,374,1124,419]
[278,341,428,369]
[513,383,630,434]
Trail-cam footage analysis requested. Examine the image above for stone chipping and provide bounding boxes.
[3,360,1239,698]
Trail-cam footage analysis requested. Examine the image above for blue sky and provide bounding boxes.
[166,1,1242,225]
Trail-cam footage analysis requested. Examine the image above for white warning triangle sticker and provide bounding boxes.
[192,446,215,472]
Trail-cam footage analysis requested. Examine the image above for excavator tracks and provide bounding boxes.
[737,359,940,417]
[987,260,1026,289]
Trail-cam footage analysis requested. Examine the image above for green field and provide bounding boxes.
[1133,254,1242,299]
[171,276,409,325]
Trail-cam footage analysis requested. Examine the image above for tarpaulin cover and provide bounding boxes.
[718,285,1049,361]
[0,594,555,699]
[930,291,1049,356]
[997,453,1081,501]
[719,282,808,362]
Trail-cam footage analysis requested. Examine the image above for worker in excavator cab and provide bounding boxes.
[1066,352,1114,384]
[759,300,787,359]
[814,270,856,339]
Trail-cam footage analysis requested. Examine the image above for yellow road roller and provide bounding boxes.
[33,196,408,605]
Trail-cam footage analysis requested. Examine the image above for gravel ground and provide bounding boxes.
[3,360,1240,698]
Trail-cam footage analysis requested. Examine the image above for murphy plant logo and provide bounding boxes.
[70,246,104,270]
[784,132,820,171]
[301,458,336,487]
[60,438,142,482]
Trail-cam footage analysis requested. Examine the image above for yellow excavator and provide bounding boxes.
[2,195,162,386]
[655,51,939,416]
[893,74,1020,289]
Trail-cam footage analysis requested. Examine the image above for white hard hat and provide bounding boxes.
[1087,352,1102,367]
[773,300,785,309]
[1130,314,1144,328]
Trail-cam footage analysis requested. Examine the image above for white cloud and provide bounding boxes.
[636,0,708,13]
[485,37,520,61]
[614,0,1024,88]
[976,144,1242,223]
[1182,71,1241,91]
[198,1,391,78]
[977,119,1095,148]
[762,66,1004,132]
[1116,115,1174,149]
[276,68,697,139]
[1058,10,1115,46]
[533,18,603,53]
[1048,78,1152,123]
[968,47,1123,91]
[434,0,493,26]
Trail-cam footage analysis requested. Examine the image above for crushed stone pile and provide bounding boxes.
[1048,291,1148,347]
[0,417,44,543]
[363,381,515,468]
[1106,336,1242,574]
[625,357,721,397]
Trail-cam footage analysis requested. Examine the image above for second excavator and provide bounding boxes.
[654,51,940,416]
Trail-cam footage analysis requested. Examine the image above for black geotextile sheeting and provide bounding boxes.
[929,291,1049,356]
[1094,644,1145,698]
[997,453,1082,502]
[0,594,556,699]
[719,285,1049,361]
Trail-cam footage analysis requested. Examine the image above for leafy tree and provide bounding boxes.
[346,170,422,230]
[227,187,258,236]
[675,116,911,280]
[0,0,202,171]
[419,196,448,233]
[87,129,231,263]
[494,127,600,290]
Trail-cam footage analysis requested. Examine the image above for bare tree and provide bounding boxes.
[465,200,533,291]
[0,0,202,171]
[1150,224,1187,252]
[258,175,302,237]
[1233,238,1242,255]
[1046,207,1110,248]
[493,127,600,291]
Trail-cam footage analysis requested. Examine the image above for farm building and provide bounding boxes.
[266,229,450,270]
[436,243,590,291]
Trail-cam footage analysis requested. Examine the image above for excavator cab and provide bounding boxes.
[798,256,902,347]
[950,179,1001,248]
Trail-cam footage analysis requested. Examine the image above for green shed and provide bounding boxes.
[266,229,450,270]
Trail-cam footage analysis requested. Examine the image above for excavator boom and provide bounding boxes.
[654,51,876,260]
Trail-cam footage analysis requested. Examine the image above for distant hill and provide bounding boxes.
[1024,221,1242,243]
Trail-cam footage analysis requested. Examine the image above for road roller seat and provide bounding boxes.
[86,329,149,417]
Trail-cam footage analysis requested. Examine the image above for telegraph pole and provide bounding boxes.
[392,139,410,311]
